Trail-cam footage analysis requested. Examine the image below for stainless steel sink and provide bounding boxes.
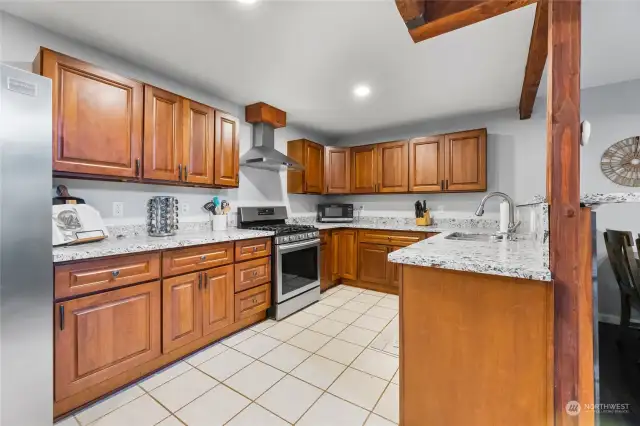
[444,232,497,242]
[444,232,527,242]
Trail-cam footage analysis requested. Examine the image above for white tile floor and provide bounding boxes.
[56,285,399,426]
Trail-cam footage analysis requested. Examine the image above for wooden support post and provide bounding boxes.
[547,0,583,424]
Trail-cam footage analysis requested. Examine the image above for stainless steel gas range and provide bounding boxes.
[238,206,320,320]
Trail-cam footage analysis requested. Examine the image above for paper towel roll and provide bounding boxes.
[499,201,509,233]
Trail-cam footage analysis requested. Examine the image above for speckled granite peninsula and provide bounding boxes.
[53,227,274,263]
[388,231,551,281]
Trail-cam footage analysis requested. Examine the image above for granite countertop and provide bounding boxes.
[520,192,640,207]
[314,222,455,233]
[53,228,274,263]
[388,231,551,282]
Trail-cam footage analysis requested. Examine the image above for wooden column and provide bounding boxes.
[546,0,584,424]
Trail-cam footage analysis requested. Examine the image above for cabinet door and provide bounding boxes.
[377,141,409,193]
[390,246,403,289]
[325,147,351,194]
[162,272,202,353]
[54,281,161,401]
[143,85,183,181]
[339,230,358,281]
[331,232,341,281]
[320,240,333,291]
[214,111,240,187]
[359,243,392,285]
[351,145,378,193]
[41,49,143,178]
[444,129,487,191]
[202,265,234,336]
[409,136,445,192]
[183,99,214,185]
[304,141,324,194]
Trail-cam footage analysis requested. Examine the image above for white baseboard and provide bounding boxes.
[598,313,640,326]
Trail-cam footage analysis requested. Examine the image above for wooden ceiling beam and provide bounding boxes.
[395,0,427,28]
[397,0,537,43]
[519,0,548,119]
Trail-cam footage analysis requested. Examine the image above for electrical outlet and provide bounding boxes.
[113,202,124,217]
[181,203,190,214]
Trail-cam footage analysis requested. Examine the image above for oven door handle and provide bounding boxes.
[276,238,320,254]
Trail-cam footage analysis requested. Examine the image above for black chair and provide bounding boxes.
[603,229,640,343]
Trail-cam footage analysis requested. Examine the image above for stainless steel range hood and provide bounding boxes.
[240,122,304,171]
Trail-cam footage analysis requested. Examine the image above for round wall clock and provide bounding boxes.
[601,136,640,187]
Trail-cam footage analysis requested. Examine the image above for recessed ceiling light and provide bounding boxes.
[353,84,371,98]
[237,0,259,4]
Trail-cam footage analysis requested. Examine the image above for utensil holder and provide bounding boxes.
[210,214,227,231]
[415,217,427,226]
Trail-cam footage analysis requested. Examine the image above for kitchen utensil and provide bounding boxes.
[414,201,422,219]
[221,200,230,215]
[53,185,85,205]
[147,196,179,237]
[203,201,215,213]
[422,200,427,213]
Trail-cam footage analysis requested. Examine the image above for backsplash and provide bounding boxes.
[288,214,501,229]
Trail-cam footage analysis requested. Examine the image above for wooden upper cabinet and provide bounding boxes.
[183,99,214,185]
[351,145,378,193]
[409,136,445,192]
[38,48,143,178]
[287,139,324,194]
[143,85,183,182]
[162,272,202,353]
[305,141,324,193]
[443,128,487,192]
[245,102,286,128]
[202,265,234,336]
[54,281,161,401]
[214,111,240,187]
[377,141,408,193]
[324,147,350,194]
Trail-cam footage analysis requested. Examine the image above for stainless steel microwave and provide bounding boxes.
[317,204,354,222]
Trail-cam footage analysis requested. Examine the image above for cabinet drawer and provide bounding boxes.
[235,283,271,321]
[54,253,161,299]
[358,229,425,247]
[235,238,271,262]
[235,257,271,292]
[163,243,233,277]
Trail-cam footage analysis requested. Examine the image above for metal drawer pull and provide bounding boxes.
[252,270,258,277]
[252,247,258,252]
[112,270,120,278]
[200,255,206,261]
[252,297,258,304]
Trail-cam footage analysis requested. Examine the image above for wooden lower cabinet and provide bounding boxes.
[359,243,392,286]
[162,272,202,353]
[202,265,235,335]
[235,283,271,321]
[332,229,358,281]
[320,232,334,291]
[54,281,161,401]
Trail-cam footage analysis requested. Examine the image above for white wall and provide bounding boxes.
[0,12,330,224]
[578,79,640,322]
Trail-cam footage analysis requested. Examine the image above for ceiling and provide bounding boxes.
[2,0,639,137]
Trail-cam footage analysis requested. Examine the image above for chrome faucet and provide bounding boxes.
[475,192,520,237]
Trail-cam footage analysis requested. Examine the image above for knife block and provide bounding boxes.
[415,211,431,226]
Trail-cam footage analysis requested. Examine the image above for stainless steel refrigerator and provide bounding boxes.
[0,64,53,424]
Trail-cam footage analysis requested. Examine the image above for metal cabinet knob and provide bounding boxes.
[252,247,258,252]
[252,297,257,304]
[200,255,206,261]
[252,271,258,276]
[112,270,120,278]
